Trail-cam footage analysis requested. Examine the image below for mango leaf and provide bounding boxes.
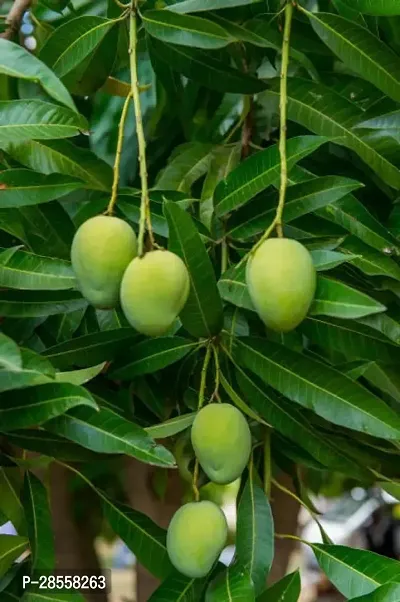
[0,333,21,371]
[214,136,328,217]
[310,249,357,271]
[102,497,173,579]
[24,593,84,602]
[0,536,28,577]
[355,110,400,140]
[311,277,386,319]
[340,237,400,280]
[0,39,76,112]
[218,263,255,312]
[311,544,400,598]
[145,413,196,439]
[142,10,233,49]
[0,290,87,318]
[206,565,255,602]
[257,571,301,602]
[234,337,400,440]
[350,584,400,602]
[44,328,139,369]
[0,170,83,209]
[155,143,213,192]
[226,175,363,239]
[46,406,176,466]
[262,79,400,189]
[39,16,117,78]
[0,469,24,532]
[340,0,400,15]
[170,0,264,12]
[236,476,274,595]
[5,139,113,191]
[149,571,207,601]
[22,472,54,571]
[165,201,223,338]
[55,363,105,385]
[301,316,400,364]
[5,430,98,462]
[0,382,98,432]
[0,247,76,290]
[148,37,267,94]
[220,369,268,425]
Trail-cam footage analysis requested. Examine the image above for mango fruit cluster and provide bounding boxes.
[71,216,190,335]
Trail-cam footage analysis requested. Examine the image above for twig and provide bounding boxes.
[210,344,220,402]
[106,91,133,216]
[129,3,154,256]
[0,0,31,40]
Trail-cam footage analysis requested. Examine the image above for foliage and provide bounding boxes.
[0,0,400,600]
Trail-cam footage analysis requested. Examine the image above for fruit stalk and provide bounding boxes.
[192,344,213,502]
[106,91,133,216]
[129,3,154,256]
[275,0,293,238]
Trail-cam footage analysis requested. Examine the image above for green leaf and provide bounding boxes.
[339,0,400,15]
[206,565,255,602]
[149,571,207,601]
[102,497,173,579]
[0,101,87,146]
[39,16,116,78]
[143,10,233,49]
[0,535,28,577]
[148,37,267,94]
[218,263,253,312]
[0,170,83,208]
[46,406,176,466]
[5,430,98,462]
[220,369,269,425]
[155,143,213,192]
[236,476,274,595]
[170,0,263,12]
[55,363,105,385]
[0,290,87,318]
[257,571,301,602]
[145,413,196,439]
[311,544,400,598]
[234,337,400,440]
[262,79,400,189]
[0,247,76,290]
[165,201,224,338]
[340,237,400,280]
[5,139,113,191]
[214,136,328,217]
[44,329,139,369]
[0,382,98,431]
[111,337,198,380]
[350,584,400,602]
[22,472,54,571]
[0,333,21,371]
[311,277,386,319]
[226,175,363,239]
[310,249,357,271]
[301,316,400,364]
[0,469,24,532]
[23,593,85,602]
[355,110,400,140]
[0,39,76,112]
[306,11,400,103]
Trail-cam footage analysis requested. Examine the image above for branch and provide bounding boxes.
[0,0,31,40]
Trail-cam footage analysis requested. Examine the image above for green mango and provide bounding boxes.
[167,501,228,578]
[120,249,190,336]
[71,215,137,309]
[246,237,316,332]
[191,403,251,485]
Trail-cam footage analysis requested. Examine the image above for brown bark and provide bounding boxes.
[124,458,184,602]
[0,0,31,40]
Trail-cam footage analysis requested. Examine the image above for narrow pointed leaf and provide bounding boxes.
[46,406,176,467]
[234,337,400,440]
[0,39,76,111]
[340,237,400,280]
[165,202,223,338]
[155,143,213,192]
[340,0,400,15]
[170,0,264,12]
[0,290,87,318]
[214,136,328,217]
[311,277,386,319]
[0,536,28,577]
[257,571,301,602]
[0,469,24,532]
[0,247,76,290]
[145,413,196,439]
[350,584,400,602]
[149,571,207,601]
[22,472,54,571]
[24,593,85,602]
[0,333,21,371]
[55,363,106,386]
[206,565,255,602]
[0,382,98,432]
[5,430,98,462]
[0,170,83,208]
[310,249,357,271]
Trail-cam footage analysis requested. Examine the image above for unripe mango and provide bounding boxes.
[167,501,228,578]
[71,215,137,309]
[120,250,190,336]
[191,403,251,485]
[246,238,316,332]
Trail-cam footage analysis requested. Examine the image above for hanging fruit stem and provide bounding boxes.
[129,3,154,256]
[192,344,212,502]
[106,91,132,216]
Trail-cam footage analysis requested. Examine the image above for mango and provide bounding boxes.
[120,250,190,336]
[246,237,316,332]
[191,403,251,485]
[167,501,228,578]
[71,215,137,309]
